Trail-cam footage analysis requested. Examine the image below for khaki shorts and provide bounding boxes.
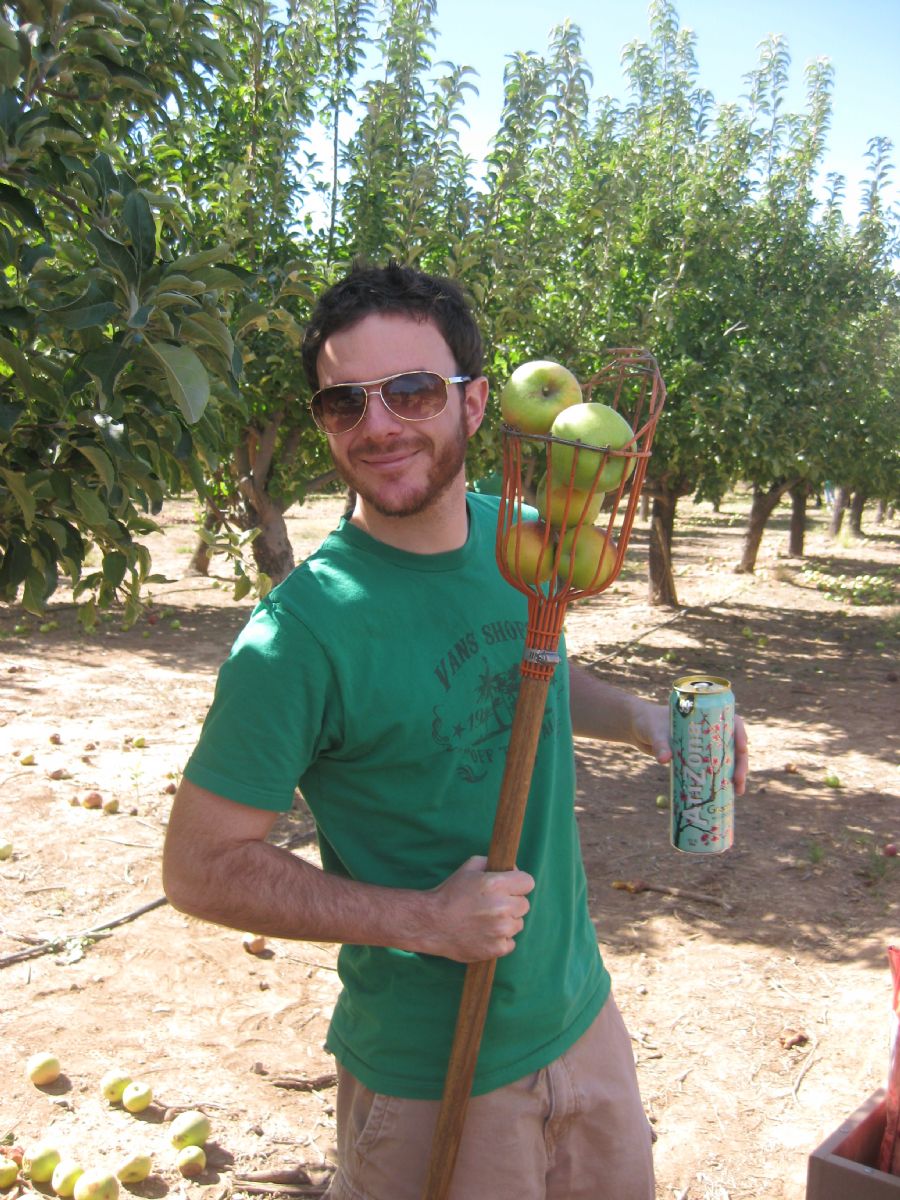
[325,993,655,1200]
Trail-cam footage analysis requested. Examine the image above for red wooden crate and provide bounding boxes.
[807,1090,900,1199]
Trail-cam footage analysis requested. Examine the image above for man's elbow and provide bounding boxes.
[161,847,206,919]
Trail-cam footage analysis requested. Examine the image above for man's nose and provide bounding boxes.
[359,387,400,433]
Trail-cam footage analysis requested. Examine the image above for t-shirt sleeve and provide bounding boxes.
[183,597,338,812]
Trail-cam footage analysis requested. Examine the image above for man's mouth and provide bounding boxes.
[354,443,424,470]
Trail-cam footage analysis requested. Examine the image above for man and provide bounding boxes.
[162,261,748,1200]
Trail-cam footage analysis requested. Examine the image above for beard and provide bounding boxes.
[333,405,470,520]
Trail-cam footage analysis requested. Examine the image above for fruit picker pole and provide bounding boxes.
[421,349,666,1200]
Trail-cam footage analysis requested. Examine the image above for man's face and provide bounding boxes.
[316,312,486,521]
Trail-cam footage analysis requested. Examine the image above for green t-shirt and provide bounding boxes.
[185,493,610,1099]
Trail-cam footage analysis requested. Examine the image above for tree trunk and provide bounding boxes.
[830,486,849,537]
[848,492,865,537]
[736,482,793,573]
[187,499,221,576]
[648,490,679,607]
[250,502,295,582]
[874,500,885,525]
[788,483,808,558]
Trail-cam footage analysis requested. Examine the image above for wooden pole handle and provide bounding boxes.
[421,674,552,1200]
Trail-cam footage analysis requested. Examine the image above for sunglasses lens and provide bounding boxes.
[312,385,367,434]
[381,372,447,420]
[311,371,455,434]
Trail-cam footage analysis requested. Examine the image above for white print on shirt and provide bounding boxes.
[431,620,559,785]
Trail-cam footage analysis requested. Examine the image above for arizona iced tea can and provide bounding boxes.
[669,675,735,854]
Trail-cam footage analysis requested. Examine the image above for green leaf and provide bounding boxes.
[0,467,36,528]
[87,227,137,285]
[146,341,210,423]
[88,152,118,199]
[22,567,47,614]
[180,311,234,362]
[101,550,127,586]
[0,401,25,432]
[81,344,132,403]
[71,482,110,526]
[0,183,44,232]
[193,264,254,291]
[0,537,29,591]
[75,442,115,489]
[165,244,234,275]
[54,301,120,330]
[68,0,146,28]
[123,190,156,273]
[0,334,33,385]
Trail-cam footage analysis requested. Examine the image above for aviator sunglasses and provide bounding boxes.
[309,370,472,436]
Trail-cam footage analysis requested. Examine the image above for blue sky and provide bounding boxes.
[427,0,900,221]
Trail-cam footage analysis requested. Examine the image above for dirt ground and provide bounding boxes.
[1,492,898,1200]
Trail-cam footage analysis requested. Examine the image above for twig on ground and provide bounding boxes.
[791,1034,820,1101]
[269,1073,338,1093]
[0,897,168,969]
[232,1184,327,1198]
[611,878,734,913]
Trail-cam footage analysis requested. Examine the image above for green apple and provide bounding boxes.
[52,1160,85,1197]
[557,527,618,591]
[169,1110,211,1151]
[0,1158,20,1189]
[73,1170,119,1200]
[115,1154,151,1184]
[549,403,635,491]
[121,1081,152,1113]
[176,1147,206,1178]
[0,841,12,861]
[535,475,603,531]
[501,519,554,585]
[500,360,582,434]
[26,1051,60,1085]
[23,1144,61,1184]
[100,1068,132,1104]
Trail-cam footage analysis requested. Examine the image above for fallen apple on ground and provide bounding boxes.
[73,1169,119,1200]
[26,1052,61,1086]
[115,1154,151,1184]
[242,932,267,955]
[121,1081,152,1113]
[0,840,12,861]
[169,1110,211,1150]
[52,1160,85,1197]
[0,1158,19,1189]
[556,527,618,591]
[81,792,103,809]
[176,1147,206,1178]
[500,360,582,434]
[550,402,635,492]
[502,519,554,585]
[23,1144,61,1184]
[99,1068,132,1103]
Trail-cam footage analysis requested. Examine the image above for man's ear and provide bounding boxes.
[464,376,490,437]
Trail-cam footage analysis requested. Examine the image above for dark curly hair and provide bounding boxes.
[301,259,483,390]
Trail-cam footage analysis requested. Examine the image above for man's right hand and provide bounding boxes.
[421,855,535,963]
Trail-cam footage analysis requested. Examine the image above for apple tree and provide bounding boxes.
[0,0,244,624]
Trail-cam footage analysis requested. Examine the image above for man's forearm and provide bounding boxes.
[161,781,534,963]
[568,662,661,749]
[165,835,435,951]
